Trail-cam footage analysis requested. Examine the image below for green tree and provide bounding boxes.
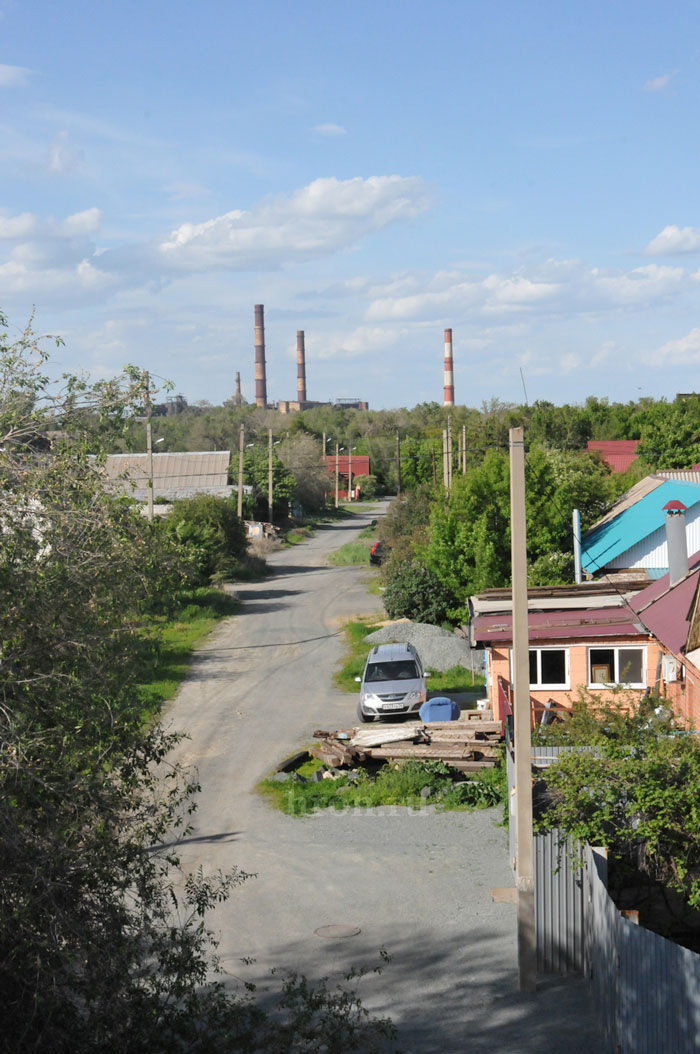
[163,493,248,582]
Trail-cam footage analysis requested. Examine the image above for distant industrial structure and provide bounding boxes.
[443,328,455,407]
[247,304,369,413]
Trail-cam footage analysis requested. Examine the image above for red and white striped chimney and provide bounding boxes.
[443,328,455,406]
[254,304,267,409]
[297,330,307,404]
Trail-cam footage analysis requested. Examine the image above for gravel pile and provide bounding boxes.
[364,620,484,673]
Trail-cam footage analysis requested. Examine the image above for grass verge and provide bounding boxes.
[260,757,506,815]
[334,619,485,693]
[135,587,238,719]
[328,538,375,566]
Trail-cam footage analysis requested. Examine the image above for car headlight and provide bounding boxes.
[406,691,422,702]
[361,692,378,705]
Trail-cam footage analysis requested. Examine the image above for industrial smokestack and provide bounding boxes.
[443,328,455,406]
[254,304,267,408]
[297,330,307,404]
[234,371,242,405]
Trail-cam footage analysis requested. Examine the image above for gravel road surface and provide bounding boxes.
[165,503,602,1052]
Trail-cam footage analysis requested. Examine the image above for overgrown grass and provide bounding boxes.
[334,619,485,693]
[260,757,506,815]
[328,538,375,566]
[135,587,238,718]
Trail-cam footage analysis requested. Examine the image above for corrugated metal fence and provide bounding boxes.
[508,745,700,1050]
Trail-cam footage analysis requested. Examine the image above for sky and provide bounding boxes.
[2,0,700,411]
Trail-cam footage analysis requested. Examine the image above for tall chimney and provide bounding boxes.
[254,304,267,408]
[234,371,242,405]
[443,327,455,406]
[664,500,689,586]
[297,330,307,405]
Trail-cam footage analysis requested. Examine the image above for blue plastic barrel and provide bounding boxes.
[419,697,460,722]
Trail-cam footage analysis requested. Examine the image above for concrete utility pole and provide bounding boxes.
[509,425,536,992]
[144,370,154,524]
[462,423,467,473]
[335,443,339,509]
[268,428,273,523]
[348,447,353,501]
[237,424,245,519]
[447,415,453,490]
[396,431,402,497]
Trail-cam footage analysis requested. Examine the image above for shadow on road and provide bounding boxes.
[225,925,601,1054]
[154,831,243,852]
[234,589,302,602]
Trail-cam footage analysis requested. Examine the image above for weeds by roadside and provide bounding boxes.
[260,756,506,816]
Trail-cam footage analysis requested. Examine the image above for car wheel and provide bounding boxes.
[356,702,374,724]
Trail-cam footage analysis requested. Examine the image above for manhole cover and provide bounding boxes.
[314,925,361,939]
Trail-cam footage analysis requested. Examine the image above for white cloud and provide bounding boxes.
[645,224,700,255]
[48,131,84,174]
[62,208,102,236]
[156,176,431,271]
[644,71,677,92]
[0,212,38,239]
[312,123,347,136]
[365,259,686,323]
[655,327,700,364]
[0,64,33,87]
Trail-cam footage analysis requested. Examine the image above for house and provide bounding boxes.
[469,578,657,725]
[582,475,700,579]
[470,503,700,729]
[587,439,640,474]
[322,453,371,500]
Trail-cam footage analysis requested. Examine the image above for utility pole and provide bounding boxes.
[462,423,467,473]
[268,427,273,523]
[431,445,437,486]
[447,414,453,490]
[510,424,536,992]
[442,429,449,490]
[335,443,339,509]
[237,424,245,519]
[396,431,402,497]
[348,447,353,502]
[144,370,154,524]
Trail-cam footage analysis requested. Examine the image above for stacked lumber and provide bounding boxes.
[312,715,503,772]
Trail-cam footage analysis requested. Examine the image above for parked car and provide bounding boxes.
[355,642,429,723]
[369,540,384,566]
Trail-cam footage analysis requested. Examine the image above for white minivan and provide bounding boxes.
[355,642,429,723]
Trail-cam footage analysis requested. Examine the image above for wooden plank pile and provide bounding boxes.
[312,711,503,773]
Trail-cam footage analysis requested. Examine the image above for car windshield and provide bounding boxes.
[365,660,419,682]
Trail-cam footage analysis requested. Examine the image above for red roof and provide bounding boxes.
[322,454,370,476]
[631,550,700,655]
[587,440,640,474]
[471,606,646,645]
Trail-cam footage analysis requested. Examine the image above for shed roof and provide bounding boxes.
[100,451,232,501]
[582,479,700,574]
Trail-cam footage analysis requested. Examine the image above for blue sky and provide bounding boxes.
[2,0,700,410]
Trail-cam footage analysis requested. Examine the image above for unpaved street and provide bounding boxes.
[166,506,601,1053]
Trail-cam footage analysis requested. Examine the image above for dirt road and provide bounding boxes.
[166,506,601,1053]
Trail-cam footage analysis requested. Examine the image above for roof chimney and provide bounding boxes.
[254,304,267,408]
[443,328,455,406]
[297,330,307,404]
[664,500,688,586]
[234,371,242,406]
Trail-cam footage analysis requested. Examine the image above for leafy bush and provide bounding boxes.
[162,493,248,583]
[382,559,454,624]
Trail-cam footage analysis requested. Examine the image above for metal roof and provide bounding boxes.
[471,580,648,615]
[582,480,700,574]
[471,607,647,645]
[631,551,700,655]
[587,440,639,474]
[101,451,231,500]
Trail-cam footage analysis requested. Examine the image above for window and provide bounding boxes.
[588,646,645,688]
[508,647,569,689]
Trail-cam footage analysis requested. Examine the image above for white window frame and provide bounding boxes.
[587,645,646,689]
[509,646,570,690]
